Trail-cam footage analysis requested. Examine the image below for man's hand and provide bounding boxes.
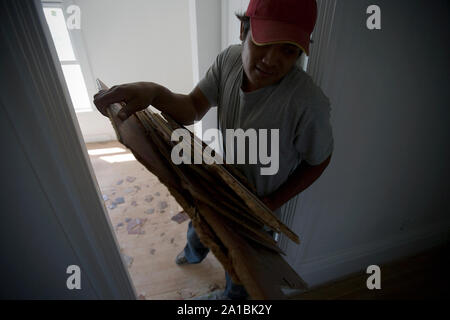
[93,82,211,126]
[93,82,160,120]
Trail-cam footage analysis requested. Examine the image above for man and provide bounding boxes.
[94,0,333,300]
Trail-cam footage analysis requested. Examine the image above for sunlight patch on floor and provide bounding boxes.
[100,153,136,163]
[87,147,126,156]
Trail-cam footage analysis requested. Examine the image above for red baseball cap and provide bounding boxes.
[246,0,318,56]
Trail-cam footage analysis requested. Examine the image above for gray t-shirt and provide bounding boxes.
[198,44,334,203]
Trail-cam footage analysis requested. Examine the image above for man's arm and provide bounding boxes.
[262,154,332,211]
[94,82,211,126]
[153,85,212,124]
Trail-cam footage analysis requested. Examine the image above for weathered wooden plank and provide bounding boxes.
[144,124,278,251]
[146,109,299,244]
[161,112,257,194]
[210,163,300,244]
[96,79,307,299]
[138,112,270,228]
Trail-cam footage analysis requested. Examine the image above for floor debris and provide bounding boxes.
[108,203,117,209]
[131,200,138,207]
[122,254,133,268]
[145,208,155,215]
[114,197,125,204]
[170,238,174,244]
[155,192,160,196]
[102,194,109,201]
[171,211,189,224]
[127,218,147,235]
[160,232,165,237]
[158,201,168,211]
[178,289,196,299]
[116,222,124,228]
[126,176,136,183]
[125,217,132,223]
[150,249,156,255]
[145,195,154,203]
[116,179,124,185]
[124,187,135,194]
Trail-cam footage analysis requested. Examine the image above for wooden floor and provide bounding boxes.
[292,242,450,300]
[87,141,225,300]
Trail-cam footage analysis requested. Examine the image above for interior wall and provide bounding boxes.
[283,0,450,287]
[0,0,136,299]
[0,110,96,299]
[190,0,222,150]
[71,0,194,142]
[221,0,250,50]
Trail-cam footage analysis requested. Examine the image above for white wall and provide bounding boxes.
[189,0,222,149]
[71,0,194,142]
[284,0,450,287]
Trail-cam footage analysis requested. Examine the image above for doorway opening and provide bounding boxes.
[87,141,225,299]
[41,0,225,299]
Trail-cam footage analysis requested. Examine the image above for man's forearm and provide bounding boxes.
[151,83,198,125]
[263,154,332,211]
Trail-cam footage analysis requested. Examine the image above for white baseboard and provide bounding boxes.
[295,222,450,289]
[82,134,116,144]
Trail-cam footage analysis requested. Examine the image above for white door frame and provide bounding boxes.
[1,0,136,299]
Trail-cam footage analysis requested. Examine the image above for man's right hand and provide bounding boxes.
[93,82,159,120]
[94,81,211,126]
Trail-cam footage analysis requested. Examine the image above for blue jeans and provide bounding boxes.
[183,221,249,300]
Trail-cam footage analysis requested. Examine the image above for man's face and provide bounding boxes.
[241,28,301,92]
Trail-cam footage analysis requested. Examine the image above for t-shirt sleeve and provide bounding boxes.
[294,100,334,166]
[197,49,226,107]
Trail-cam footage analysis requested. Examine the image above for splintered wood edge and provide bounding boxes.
[95,79,299,244]
[149,111,292,232]
[105,104,123,143]
[162,112,256,193]
[143,109,300,244]
[139,117,280,252]
[213,165,300,244]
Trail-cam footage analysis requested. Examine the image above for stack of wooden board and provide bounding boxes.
[97,79,308,299]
